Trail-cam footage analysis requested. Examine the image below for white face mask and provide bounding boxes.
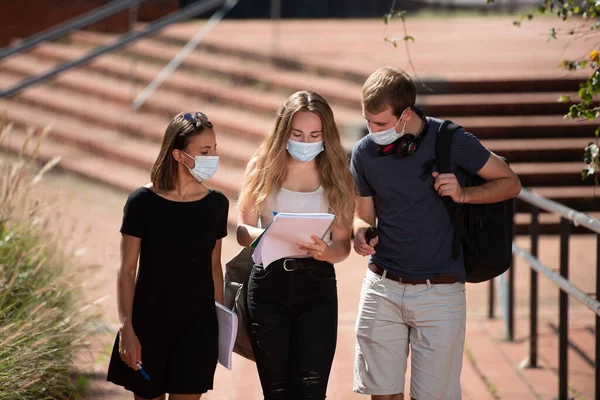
[286,139,324,162]
[182,151,219,181]
[368,109,409,146]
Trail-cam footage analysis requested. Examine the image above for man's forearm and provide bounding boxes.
[464,176,521,205]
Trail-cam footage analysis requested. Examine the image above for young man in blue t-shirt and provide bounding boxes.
[350,67,521,400]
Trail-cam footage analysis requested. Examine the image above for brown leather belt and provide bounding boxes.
[368,263,458,285]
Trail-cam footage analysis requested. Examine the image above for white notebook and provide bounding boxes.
[215,301,238,370]
[251,212,335,269]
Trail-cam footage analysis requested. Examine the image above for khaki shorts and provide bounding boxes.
[353,268,466,399]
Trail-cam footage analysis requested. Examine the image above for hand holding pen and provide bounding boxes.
[136,363,151,381]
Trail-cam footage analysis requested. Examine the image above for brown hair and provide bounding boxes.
[237,91,355,229]
[150,112,214,191]
[362,67,417,117]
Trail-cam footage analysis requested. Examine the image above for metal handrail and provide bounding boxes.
[0,0,228,98]
[0,0,146,60]
[498,187,599,400]
[512,242,600,316]
[518,187,600,233]
[132,0,238,110]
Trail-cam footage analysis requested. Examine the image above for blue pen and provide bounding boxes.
[136,363,151,381]
[273,211,278,216]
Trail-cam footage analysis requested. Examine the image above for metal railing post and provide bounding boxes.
[559,218,570,399]
[528,205,540,368]
[507,247,515,341]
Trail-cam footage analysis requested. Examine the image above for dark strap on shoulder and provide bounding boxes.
[436,120,461,173]
[436,120,464,259]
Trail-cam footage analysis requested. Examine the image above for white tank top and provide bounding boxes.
[260,186,328,227]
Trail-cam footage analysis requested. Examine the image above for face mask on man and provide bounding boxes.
[368,108,409,146]
[286,139,324,162]
[182,151,219,181]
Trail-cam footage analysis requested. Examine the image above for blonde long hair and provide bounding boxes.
[238,91,355,229]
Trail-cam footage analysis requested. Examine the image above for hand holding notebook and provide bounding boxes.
[251,212,335,268]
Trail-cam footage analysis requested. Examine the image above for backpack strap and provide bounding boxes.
[435,120,464,260]
[436,120,460,173]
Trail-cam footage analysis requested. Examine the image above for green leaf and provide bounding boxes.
[404,35,415,42]
[582,167,594,179]
[513,20,522,27]
[595,127,600,137]
[383,14,389,25]
[583,109,595,119]
[558,95,570,102]
[486,0,495,4]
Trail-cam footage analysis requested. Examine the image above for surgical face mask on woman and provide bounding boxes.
[182,151,219,181]
[367,108,409,146]
[286,139,324,162]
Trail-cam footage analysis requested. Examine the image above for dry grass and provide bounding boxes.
[0,119,93,400]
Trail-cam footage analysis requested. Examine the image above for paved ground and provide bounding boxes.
[22,167,596,400]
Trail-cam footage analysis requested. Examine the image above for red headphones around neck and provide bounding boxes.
[375,107,429,158]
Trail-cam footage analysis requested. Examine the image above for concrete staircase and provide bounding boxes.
[1,24,598,232]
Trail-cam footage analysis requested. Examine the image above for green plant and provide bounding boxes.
[511,0,600,182]
[0,121,92,400]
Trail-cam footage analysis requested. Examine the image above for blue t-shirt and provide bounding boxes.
[350,117,491,282]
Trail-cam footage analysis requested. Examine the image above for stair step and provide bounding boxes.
[68,31,364,110]
[2,126,240,228]
[2,48,277,142]
[0,52,304,122]
[21,43,598,141]
[0,71,260,168]
[67,32,587,118]
[2,125,149,193]
[419,92,575,117]
[482,137,591,163]
[442,115,598,139]
[0,100,246,200]
[511,162,592,187]
[157,21,587,94]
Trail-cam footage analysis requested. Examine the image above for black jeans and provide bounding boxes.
[247,257,338,400]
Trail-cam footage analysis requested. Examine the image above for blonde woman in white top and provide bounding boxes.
[237,91,355,399]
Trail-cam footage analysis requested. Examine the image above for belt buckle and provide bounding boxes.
[283,259,296,272]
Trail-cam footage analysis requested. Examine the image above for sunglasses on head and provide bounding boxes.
[183,112,212,130]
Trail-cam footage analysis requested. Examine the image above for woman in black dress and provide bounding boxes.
[107,111,229,400]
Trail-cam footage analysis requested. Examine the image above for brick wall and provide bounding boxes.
[0,0,178,46]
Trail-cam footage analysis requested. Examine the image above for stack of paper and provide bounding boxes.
[251,212,335,268]
[215,301,238,370]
